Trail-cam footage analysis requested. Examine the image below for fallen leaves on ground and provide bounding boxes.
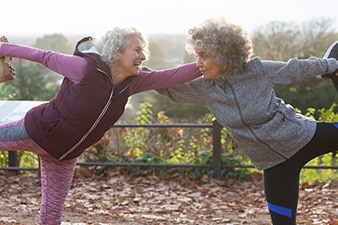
[0,168,337,225]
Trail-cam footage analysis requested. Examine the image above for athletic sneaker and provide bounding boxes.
[322,41,338,93]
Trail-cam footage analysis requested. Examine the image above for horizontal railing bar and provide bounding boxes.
[74,162,338,170]
[112,124,213,128]
[0,167,40,171]
[1,163,337,171]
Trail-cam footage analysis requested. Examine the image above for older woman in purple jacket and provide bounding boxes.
[0,27,201,225]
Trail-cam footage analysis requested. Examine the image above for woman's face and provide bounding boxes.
[195,48,223,80]
[115,36,146,75]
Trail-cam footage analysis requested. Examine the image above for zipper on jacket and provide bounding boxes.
[224,79,288,160]
[59,68,114,160]
[59,88,114,160]
[59,68,134,160]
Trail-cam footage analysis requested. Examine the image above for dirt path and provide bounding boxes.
[0,170,337,225]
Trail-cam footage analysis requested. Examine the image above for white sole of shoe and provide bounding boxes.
[323,40,338,59]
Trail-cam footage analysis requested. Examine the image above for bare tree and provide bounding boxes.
[251,21,300,60]
[251,18,338,60]
[251,18,338,114]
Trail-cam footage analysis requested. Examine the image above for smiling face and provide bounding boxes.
[195,48,224,80]
[114,36,146,76]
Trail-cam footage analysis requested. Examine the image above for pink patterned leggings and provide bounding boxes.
[0,118,77,225]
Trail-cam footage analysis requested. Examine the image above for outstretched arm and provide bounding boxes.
[129,62,201,95]
[0,43,87,83]
[157,76,207,105]
[264,57,338,85]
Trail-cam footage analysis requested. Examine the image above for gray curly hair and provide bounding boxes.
[186,17,253,74]
[94,27,149,66]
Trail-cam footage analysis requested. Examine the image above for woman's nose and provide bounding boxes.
[139,51,146,61]
[196,58,202,67]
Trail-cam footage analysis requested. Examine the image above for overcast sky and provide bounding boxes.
[2,0,338,37]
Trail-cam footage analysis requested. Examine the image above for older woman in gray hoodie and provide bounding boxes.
[159,17,338,225]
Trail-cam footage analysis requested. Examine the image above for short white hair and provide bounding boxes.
[94,27,149,66]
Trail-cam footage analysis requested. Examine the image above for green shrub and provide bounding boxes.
[1,103,337,182]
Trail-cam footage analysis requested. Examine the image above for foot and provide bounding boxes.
[322,41,338,92]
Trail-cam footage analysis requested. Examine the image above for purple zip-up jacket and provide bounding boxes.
[0,37,200,160]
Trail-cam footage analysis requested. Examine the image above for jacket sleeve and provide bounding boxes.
[129,62,201,95]
[0,43,87,84]
[157,76,207,105]
[263,57,338,85]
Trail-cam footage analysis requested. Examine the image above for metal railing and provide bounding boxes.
[1,119,337,180]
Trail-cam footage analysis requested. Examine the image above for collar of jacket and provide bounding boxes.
[74,36,112,79]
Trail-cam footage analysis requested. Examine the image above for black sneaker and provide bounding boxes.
[322,41,338,93]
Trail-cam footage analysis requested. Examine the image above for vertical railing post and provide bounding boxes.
[38,155,41,185]
[212,119,222,179]
[8,151,18,174]
[332,150,337,167]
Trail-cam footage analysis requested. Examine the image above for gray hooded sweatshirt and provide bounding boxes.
[159,57,338,170]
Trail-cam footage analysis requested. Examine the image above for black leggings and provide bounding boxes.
[263,122,338,225]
